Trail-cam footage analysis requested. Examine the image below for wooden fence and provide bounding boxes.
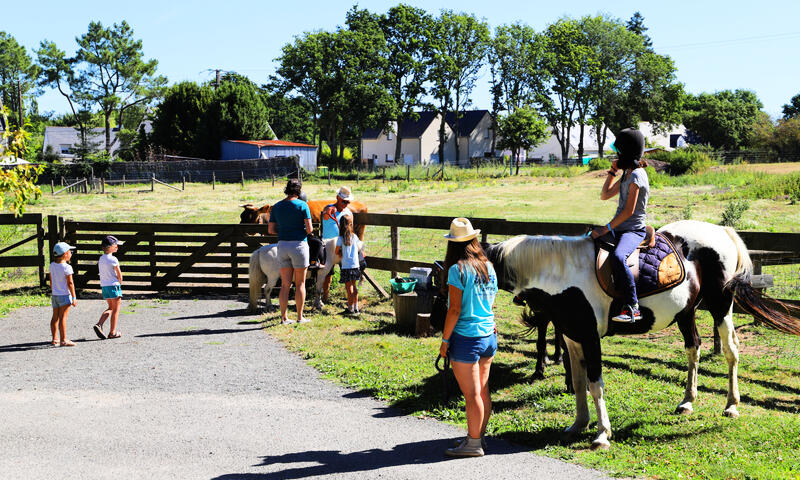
[0,213,46,287]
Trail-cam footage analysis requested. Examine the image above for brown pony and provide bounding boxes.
[239,199,368,240]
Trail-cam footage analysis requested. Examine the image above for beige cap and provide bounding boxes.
[337,186,354,201]
[444,217,480,242]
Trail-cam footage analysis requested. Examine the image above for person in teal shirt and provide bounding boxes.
[268,179,313,325]
[439,217,498,458]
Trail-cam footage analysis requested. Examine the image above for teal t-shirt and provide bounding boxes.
[447,262,497,337]
[269,199,312,241]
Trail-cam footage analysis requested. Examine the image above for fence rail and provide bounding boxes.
[0,213,46,286]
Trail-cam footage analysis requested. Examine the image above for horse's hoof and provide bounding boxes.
[723,407,740,418]
[675,404,693,415]
[590,440,611,451]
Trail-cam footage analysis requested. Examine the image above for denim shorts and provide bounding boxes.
[102,285,122,299]
[277,240,310,269]
[448,332,497,364]
[51,294,73,308]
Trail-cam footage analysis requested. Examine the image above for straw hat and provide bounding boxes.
[337,186,354,202]
[444,217,480,242]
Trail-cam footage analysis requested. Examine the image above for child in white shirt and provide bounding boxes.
[49,242,77,346]
[335,215,364,315]
[94,235,123,339]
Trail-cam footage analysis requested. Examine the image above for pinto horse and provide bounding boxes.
[483,220,800,450]
[239,200,368,240]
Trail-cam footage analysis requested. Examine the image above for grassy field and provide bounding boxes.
[3,163,800,479]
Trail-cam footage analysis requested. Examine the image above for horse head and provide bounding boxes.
[239,203,271,225]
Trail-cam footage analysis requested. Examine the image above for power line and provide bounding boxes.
[660,31,800,51]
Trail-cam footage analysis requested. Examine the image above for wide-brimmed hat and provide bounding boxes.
[444,217,480,242]
[53,242,75,256]
[337,186,354,202]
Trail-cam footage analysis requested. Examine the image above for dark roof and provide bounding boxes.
[227,139,316,148]
[362,111,440,139]
[445,110,489,137]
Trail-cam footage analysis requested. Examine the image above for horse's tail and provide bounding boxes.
[722,226,753,277]
[248,248,266,310]
[726,274,800,335]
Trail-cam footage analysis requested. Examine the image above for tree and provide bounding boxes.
[783,93,800,119]
[490,23,545,114]
[150,82,213,158]
[261,87,315,144]
[625,12,652,49]
[0,32,39,127]
[430,11,490,164]
[496,106,549,173]
[683,89,764,149]
[0,106,41,216]
[72,21,166,154]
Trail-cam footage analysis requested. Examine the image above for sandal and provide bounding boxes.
[107,332,121,339]
[93,324,106,339]
[60,340,76,347]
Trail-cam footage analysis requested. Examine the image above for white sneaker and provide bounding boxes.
[281,318,296,325]
[298,317,311,324]
[445,437,484,457]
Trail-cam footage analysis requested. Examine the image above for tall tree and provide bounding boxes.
[496,106,549,172]
[72,21,166,154]
[783,93,800,119]
[683,89,764,149]
[625,11,653,49]
[0,32,39,127]
[490,23,544,114]
[430,11,490,164]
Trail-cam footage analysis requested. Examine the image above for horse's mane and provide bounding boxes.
[499,235,594,292]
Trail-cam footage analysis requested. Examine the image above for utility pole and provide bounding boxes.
[215,69,221,89]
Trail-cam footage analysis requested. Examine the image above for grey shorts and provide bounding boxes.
[277,240,310,269]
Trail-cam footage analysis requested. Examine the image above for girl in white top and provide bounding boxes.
[49,242,77,347]
[335,215,364,315]
[94,235,124,340]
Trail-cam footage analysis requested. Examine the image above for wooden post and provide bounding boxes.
[416,313,432,338]
[101,178,105,194]
[382,167,386,183]
[231,240,238,289]
[426,167,429,179]
[212,172,216,190]
[60,176,64,187]
[406,164,410,182]
[271,173,275,186]
[182,176,185,191]
[356,169,360,184]
[390,226,399,279]
[328,170,331,185]
[481,231,488,244]
[122,175,126,187]
[149,232,157,289]
[83,178,88,194]
[241,171,245,188]
[393,291,417,333]
[50,180,54,195]
[151,174,155,192]
[37,220,45,287]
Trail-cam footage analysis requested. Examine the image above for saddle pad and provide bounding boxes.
[596,233,686,299]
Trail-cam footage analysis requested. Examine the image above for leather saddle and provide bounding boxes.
[595,226,686,299]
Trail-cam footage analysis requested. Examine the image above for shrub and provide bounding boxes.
[720,199,750,228]
[649,149,714,175]
[588,157,611,171]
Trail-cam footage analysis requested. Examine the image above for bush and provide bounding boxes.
[649,149,714,175]
[588,157,611,171]
[720,199,750,228]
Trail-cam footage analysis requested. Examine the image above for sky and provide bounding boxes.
[5,0,800,119]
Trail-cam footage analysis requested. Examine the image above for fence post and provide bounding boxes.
[149,232,157,289]
[182,176,185,191]
[390,226,399,279]
[37,216,45,287]
[50,180,54,195]
[101,178,105,194]
[212,172,216,190]
[407,164,410,182]
[151,173,155,192]
[122,175,126,187]
[356,169,360,184]
[328,170,331,185]
[60,176,64,187]
[83,178,88,194]
[231,239,238,290]
[241,171,245,188]
[271,173,275,186]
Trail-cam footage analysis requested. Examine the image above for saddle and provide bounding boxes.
[595,226,686,299]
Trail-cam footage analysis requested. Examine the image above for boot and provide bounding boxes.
[445,436,484,457]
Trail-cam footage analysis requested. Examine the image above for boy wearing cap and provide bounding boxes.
[320,186,354,301]
[49,242,77,347]
[94,235,123,339]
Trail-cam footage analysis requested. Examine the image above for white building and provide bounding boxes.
[42,126,118,160]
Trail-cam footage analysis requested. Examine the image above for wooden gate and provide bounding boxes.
[63,220,273,293]
[0,213,46,287]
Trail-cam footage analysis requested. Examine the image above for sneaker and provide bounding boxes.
[298,317,311,324]
[281,318,296,325]
[451,436,487,450]
[445,437,484,457]
[612,304,642,323]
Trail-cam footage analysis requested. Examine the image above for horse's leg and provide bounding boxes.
[264,273,279,312]
[675,308,701,414]
[553,321,564,364]
[717,305,740,417]
[563,337,590,436]
[582,334,611,450]
[534,316,548,378]
[248,252,266,312]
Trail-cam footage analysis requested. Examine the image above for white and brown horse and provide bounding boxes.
[484,220,800,450]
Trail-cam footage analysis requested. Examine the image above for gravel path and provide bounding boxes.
[0,297,611,479]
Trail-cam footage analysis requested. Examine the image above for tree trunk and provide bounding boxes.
[104,111,112,154]
[394,115,403,165]
[438,110,447,166]
[490,115,498,158]
[577,121,585,163]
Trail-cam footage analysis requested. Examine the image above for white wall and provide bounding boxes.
[466,113,494,161]
[420,115,455,164]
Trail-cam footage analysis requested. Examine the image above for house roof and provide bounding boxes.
[445,110,490,137]
[227,139,316,148]
[362,111,440,140]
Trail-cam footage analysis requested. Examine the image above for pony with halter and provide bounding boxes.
[483,219,800,450]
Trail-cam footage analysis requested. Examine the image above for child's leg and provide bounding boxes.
[50,307,59,343]
[58,305,74,345]
[97,299,113,327]
[352,282,359,310]
[108,297,122,335]
[345,281,356,306]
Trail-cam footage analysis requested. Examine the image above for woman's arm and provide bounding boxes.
[439,285,463,357]
[268,221,278,235]
[304,218,313,234]
[591,183,640,238]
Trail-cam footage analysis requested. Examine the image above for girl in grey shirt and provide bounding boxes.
[590,128,649,323]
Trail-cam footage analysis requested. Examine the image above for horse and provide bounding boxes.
[480,220,800,450]
[247,235,331,312]
[239,199,369,240]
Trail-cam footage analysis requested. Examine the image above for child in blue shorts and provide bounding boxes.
[94,235,123,339]
[50,242,77,346]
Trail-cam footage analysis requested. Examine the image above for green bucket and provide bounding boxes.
[390,277,417,294]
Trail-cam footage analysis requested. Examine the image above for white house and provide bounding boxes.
[42,126,119,160]
[444,110,495,163]
[361,111,456,166]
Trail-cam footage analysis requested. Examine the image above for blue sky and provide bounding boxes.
[6,0,800,118]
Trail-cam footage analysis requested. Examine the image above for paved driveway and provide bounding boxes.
[0,298,610,479]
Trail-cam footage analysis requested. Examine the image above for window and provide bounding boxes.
[386,130,393,140]
[59,144,73,154]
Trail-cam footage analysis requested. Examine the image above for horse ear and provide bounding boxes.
[240,204,254,209]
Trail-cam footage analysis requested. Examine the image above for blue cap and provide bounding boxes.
[53,242,75,256]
